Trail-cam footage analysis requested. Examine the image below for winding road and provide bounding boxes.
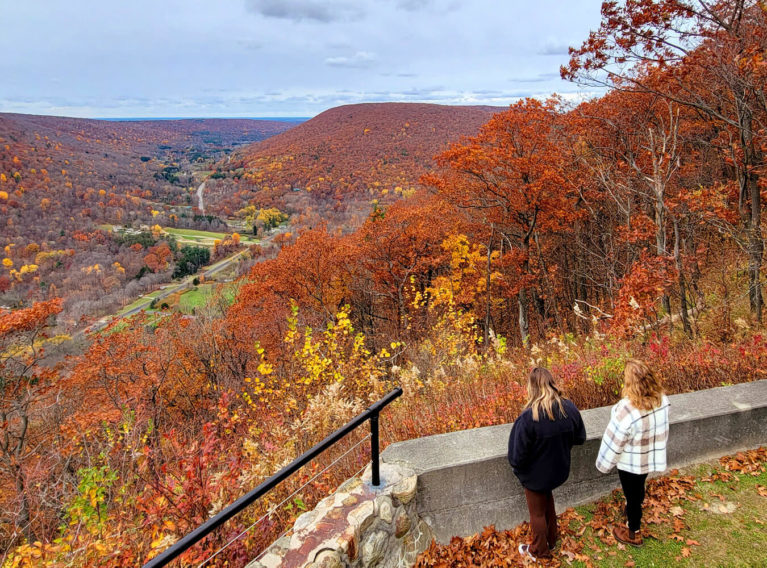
[196,181,206,214]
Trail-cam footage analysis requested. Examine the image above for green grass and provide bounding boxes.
[176,283,238,314]
[163,227,259,247]
[98,224,260,249]
[164,227,229,239]
[177,285,214,313]
[568,461,767,567]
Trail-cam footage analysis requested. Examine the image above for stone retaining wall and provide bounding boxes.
[246,463,432,568]
[247,380,767,565]
[381,380,767,543]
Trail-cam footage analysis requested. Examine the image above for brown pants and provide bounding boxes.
[524,488,557,557]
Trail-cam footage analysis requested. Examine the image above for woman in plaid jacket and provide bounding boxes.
[596,359,670,547]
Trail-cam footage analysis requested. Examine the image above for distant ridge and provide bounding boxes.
[0,112,296,153]
[100,117,310,123]
[232,102,503,202]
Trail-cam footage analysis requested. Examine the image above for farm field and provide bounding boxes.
[161,227,259,247]
[175,282,239,314]
[100,224,260,247]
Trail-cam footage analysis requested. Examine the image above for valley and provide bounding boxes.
[0,113,295,328]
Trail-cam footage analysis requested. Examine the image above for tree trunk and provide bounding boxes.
[534,232,563,333]
[747,156,763,322]
[518,240,532,344]
[13,463,35,542]
[574,216,590,333]
[674,218,692,337]
[654,174,672,320]
[483,229,494,348]
[738,102,763,323]
[518,289,529,345]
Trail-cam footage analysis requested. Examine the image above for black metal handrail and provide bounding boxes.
[143,387,403,568]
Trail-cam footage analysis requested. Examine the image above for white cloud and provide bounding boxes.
[246,0,363,22]
[324,51,378,68]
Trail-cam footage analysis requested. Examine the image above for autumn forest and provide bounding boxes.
[2,1,767,566]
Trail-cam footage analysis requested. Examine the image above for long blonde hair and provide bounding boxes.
[524,367,566,422]
[622,359,664,411]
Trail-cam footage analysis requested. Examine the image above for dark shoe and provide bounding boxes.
[613,525,643,547]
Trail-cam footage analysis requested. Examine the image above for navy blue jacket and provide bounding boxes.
[507,398,586,492]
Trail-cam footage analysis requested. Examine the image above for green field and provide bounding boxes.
[100,225,259,248]
[163,227,259,247]
[177,283,238,314]
[164,227,229,239]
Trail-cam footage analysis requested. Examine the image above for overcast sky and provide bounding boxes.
[0,0,604,118]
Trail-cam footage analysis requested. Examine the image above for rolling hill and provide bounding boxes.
[210,103,502,221]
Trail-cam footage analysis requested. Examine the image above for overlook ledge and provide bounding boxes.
[381,380,767,542]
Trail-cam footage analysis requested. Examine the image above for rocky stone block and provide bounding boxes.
[375,495,393,524]
[361,530,389,567]
[312,549,343,568]
[391,475,417,505]
[347,500,376,535]
[394,509,411,538]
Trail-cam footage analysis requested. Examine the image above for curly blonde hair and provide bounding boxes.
[525,367,566,422]
[622,359,664,411]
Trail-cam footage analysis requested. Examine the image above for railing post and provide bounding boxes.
[371,411,380,486]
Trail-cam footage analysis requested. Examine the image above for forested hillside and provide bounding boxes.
[0,114,293,324]
[203,103,501,228]
[3,1,767,567]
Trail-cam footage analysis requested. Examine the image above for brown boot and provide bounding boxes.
[613,525,643,547]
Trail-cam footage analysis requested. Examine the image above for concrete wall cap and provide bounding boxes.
[382,380,767,473]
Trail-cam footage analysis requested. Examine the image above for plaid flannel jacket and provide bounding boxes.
[596,395,670,475]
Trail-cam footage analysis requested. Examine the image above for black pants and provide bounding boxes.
[618,469,648,532]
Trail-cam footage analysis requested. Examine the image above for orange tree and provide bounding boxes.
[564,0,767,322]
[423,98,579,344]
[0,299,63,545]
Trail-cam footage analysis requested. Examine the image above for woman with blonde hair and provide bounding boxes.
[596,359,670,547]
[508,367,587,560]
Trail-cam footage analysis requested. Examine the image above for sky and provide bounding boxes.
[0,0,604,118]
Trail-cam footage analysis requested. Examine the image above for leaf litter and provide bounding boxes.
[415,447,766,567]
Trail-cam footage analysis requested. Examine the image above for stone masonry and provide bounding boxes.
[245,463,432,568]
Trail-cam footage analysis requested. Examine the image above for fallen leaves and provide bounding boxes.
[416,447,767,567]
[672,517,687,533]
[720,447,767,476]
[701,470,735,483]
